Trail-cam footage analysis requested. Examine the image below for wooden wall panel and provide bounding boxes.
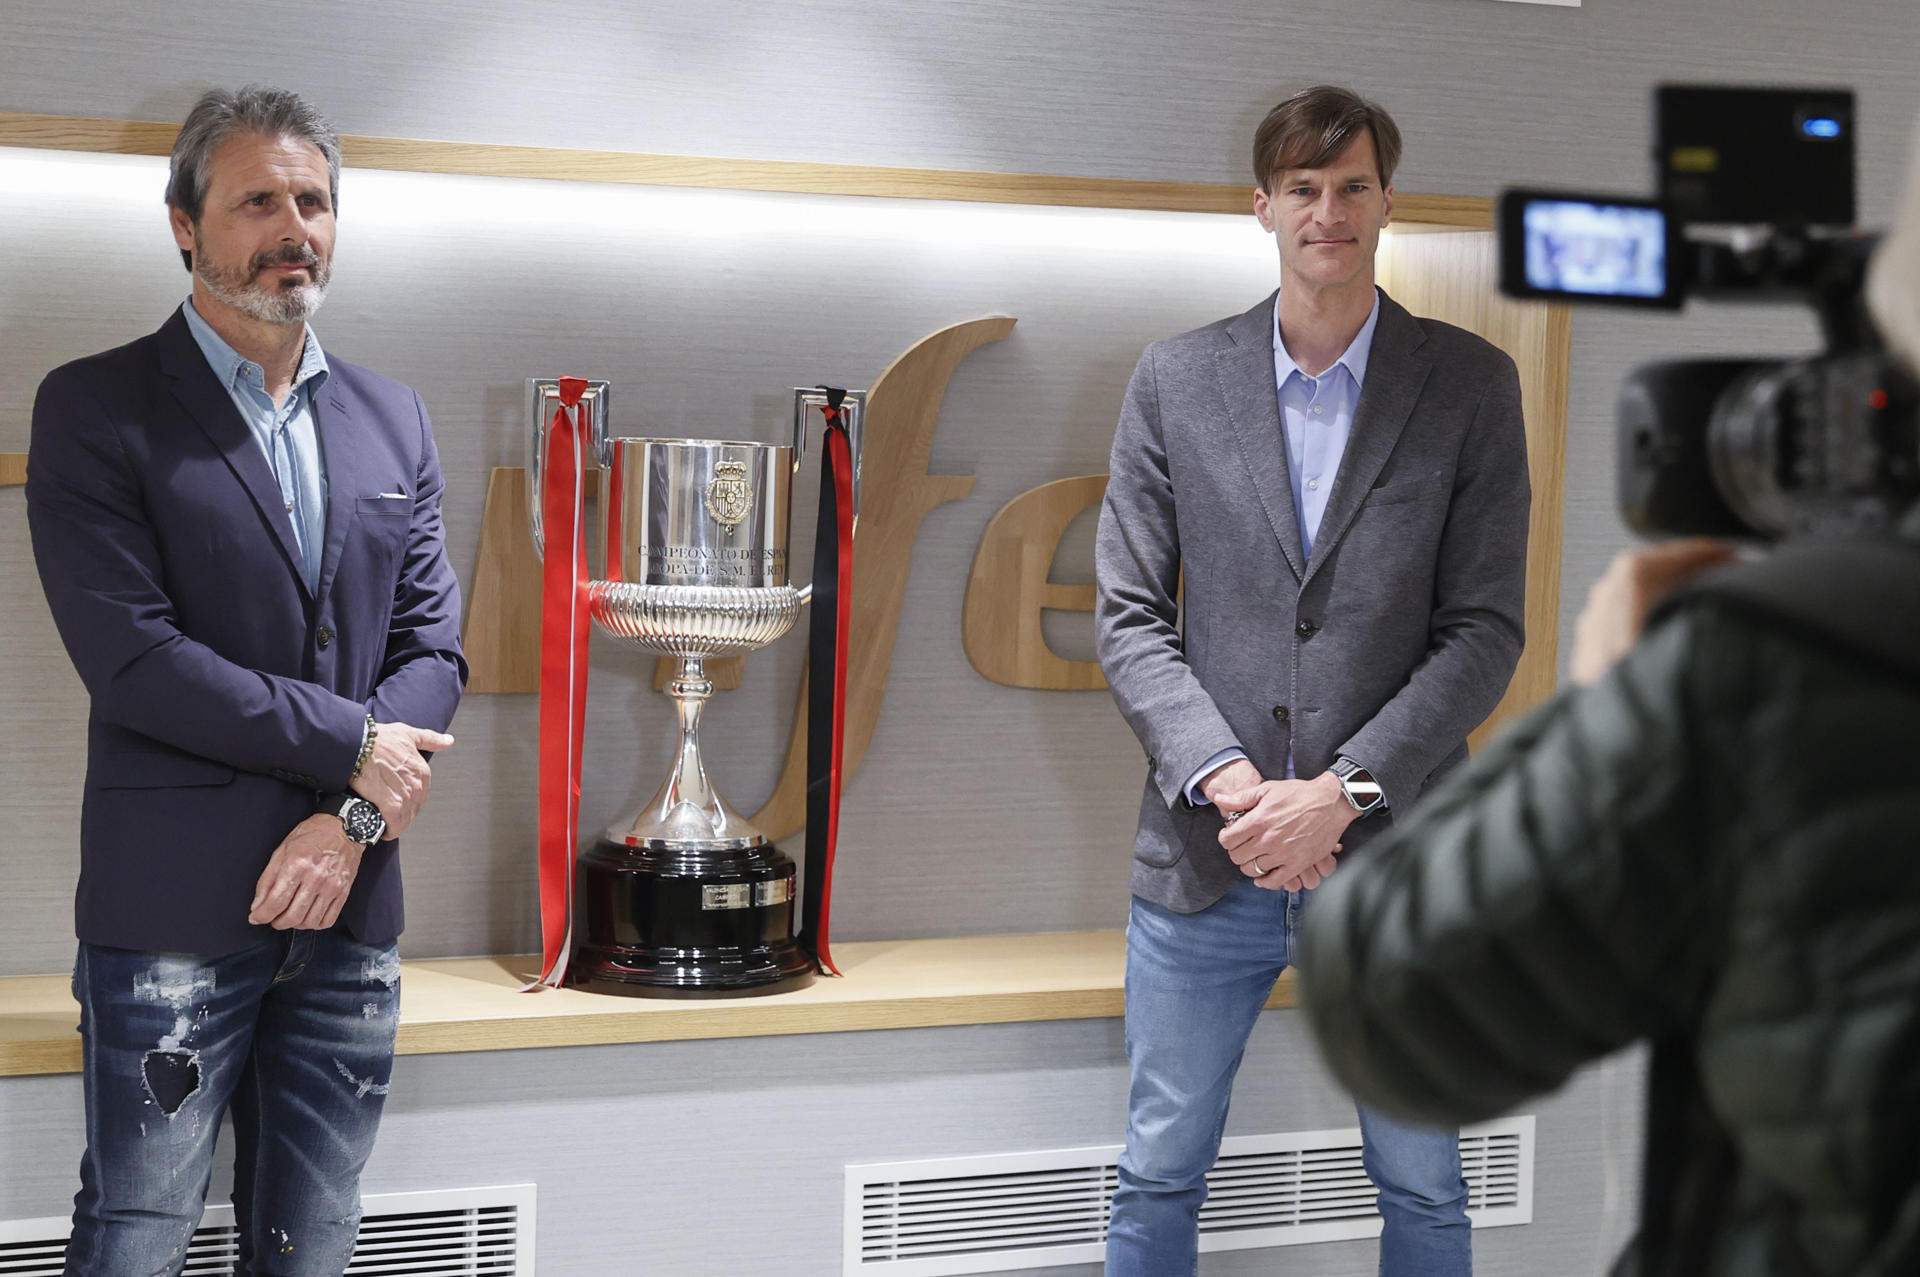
[1377,232,1572,747]
[0,109,1490,228]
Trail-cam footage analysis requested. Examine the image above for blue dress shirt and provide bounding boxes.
[182,299,331,589]
[1184,290,1382,805]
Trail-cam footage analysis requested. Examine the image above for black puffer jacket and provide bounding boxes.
[1297,531,1920,1277]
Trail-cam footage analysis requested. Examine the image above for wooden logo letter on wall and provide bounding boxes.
[962,474,1109,690]
[747,316,1010,840]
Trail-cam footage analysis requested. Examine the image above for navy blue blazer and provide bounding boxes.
[27,306,468,955]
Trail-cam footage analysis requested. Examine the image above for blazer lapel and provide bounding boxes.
[156,308,312,598]
[312,380,360,604]
[1215,292,1306,581]
[1304,293,1434,584]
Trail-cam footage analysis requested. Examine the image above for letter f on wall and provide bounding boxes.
[747,316,1015,840]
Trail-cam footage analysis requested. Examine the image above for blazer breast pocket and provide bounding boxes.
[355,493,411,559]
[357,493,412,519]
[1365,476,1447,509]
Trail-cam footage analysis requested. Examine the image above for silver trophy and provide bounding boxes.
[529,380,864,996]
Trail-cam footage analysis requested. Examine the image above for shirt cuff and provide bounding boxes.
[1184,747,1249,807]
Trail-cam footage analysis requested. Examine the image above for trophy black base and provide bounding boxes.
[569,837,816,999]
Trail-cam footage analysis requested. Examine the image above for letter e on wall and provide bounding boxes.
[963,474,1109,690]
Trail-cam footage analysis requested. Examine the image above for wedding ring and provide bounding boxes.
[1221,809,1248,824]
[1250,856,1264,875]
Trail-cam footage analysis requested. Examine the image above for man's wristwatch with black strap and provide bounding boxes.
[1330,757,1386,816]
[316,791,387,846]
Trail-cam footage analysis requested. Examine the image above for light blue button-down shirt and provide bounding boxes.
[1184,290,1382,805]
[183,300,331,589]
[1274,292,1380,561]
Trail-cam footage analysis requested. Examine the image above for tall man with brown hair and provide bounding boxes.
[1294,118,1920,1277]
[1094,85,1531,1274]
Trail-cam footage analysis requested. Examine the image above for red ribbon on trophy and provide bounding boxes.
[799,388,857,977]
[530,376,593,989]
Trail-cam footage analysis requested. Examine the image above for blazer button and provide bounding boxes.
[1272,706,1289,723]
[1296,620,1318,638]
[317,626,334,649]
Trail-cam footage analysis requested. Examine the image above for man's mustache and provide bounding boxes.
[250,245,323,275]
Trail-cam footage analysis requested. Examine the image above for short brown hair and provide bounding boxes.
[1252,86,1403,193]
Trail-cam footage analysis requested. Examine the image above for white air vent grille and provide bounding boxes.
[0,1185,533,1277]
[847,1116,1531,1276]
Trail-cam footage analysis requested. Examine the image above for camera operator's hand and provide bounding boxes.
[1572,539,1737,686]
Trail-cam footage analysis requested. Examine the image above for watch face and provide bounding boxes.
[1341,769,1384,812]
[341,799,384,843]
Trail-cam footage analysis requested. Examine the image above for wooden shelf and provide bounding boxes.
[0,110,1491,228]
[0,931,1296,1077]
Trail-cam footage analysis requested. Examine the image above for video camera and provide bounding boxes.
[1497,85,1919,539]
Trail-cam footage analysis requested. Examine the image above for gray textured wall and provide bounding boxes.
[2,0,1916,1273]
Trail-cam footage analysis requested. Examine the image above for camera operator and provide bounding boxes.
[1294,133,1920,1276]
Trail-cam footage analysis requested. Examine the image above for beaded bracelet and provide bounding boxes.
[349,715,378,781]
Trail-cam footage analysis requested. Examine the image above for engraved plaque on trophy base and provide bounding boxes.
[569,839,817,998]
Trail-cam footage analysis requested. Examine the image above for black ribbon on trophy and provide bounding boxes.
[802,386,856,977]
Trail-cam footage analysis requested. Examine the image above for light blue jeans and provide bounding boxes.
[1107,883,1470,1276]
[65,928,401,1277]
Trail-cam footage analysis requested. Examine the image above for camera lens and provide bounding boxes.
[1709,353,1920,536]
[1707,363,1801,538]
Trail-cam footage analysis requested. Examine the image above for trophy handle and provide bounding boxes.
[790,386,866,606]
[527,377,612,560]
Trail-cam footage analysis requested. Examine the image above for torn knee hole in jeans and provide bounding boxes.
[141,1050,201,1116]
[132,960,214,1118]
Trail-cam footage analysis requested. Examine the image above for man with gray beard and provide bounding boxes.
[26,86,466,1275]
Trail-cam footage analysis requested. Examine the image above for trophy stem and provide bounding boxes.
[668,655,716,812]
[616,655,763,849]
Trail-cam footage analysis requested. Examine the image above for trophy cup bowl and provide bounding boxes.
[530,381,861,997]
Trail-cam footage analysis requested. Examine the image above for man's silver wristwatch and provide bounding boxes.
[316,791,387,846]
[1330,758,1385,816]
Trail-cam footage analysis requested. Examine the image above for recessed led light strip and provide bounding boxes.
[0,109,1492,228]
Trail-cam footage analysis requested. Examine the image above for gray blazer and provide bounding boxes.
[1094,290,1531,913]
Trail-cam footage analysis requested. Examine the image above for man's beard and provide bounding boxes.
[194,238,331,324]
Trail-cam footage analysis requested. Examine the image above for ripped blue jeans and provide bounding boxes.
[65,928,401,1277]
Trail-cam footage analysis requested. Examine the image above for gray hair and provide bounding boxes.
[1869,122,1920,374]
[166,86,340,272]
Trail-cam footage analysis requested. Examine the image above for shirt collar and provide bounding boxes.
[182,297,329,398]
[1271,288,1382,390]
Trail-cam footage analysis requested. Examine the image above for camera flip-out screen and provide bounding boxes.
[1498,191,1684,309]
